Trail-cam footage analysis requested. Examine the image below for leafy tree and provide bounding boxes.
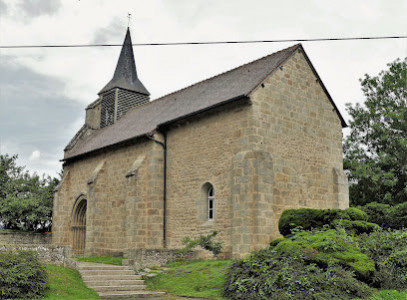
[0,154,59,232]
[344,57,407,206]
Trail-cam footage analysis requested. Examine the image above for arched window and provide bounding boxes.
[208,186,215,221]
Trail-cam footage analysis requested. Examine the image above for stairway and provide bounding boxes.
[77,261,166,299]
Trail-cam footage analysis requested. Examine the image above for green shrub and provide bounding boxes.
[359,202,407,230]
[345,207,368,221]
[180,231,223,257]
[359,229,407,290]
[278,208,323,236]
[271,229,375,280]
[0,250,47,299]
[332,219,380,235]
[359,202,391,228]
[278,207,369,236]
[223,249,373,300]
[386,202,407,230]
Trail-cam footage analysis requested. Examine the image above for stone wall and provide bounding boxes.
[231,150,274,255]
[0,244,73,266]
[125,248,196,270]
[0,231,51,245]
[0,231,74,266]
[165,100,252,256]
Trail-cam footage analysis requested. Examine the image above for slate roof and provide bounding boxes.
[64,43,346,161]
[99,28,150,95]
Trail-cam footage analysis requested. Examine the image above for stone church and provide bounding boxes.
[52,28,349,258]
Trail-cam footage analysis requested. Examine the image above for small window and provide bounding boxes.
[208,187,215,220]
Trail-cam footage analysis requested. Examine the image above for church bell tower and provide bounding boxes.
[98,28,150,128]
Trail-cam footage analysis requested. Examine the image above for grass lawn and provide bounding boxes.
[145,260,407,300]
[365,289,407,300]
[0,228,17,232]
[43,264,100,299]
[145,260,232,300]
[72,255,123,265]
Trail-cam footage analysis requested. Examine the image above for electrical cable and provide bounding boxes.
[1,35,406,49]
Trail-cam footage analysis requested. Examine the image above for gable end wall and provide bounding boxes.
[250,49,349,238]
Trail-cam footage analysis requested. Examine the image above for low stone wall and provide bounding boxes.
[126,248,197,270]
[0,231,52,245]
[0,231,75,267]
[0,244,73,266]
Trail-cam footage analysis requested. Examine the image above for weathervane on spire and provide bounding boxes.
[127,13,132,28]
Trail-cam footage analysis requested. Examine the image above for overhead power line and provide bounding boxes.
[1,35,406,49]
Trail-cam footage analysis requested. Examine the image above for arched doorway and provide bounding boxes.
[71,197,87,255]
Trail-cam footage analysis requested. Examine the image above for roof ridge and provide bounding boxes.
[149,43,301,104]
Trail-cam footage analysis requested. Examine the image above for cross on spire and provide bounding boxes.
[127,13,132,27]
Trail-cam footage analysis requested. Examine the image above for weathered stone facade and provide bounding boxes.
[53,36,348,258]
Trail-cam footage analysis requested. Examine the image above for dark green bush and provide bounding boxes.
[331,219,380,235]
[278,208,323,236]
[359,201,407,230]
[359,229,407,290]
[359,202,390,228]
[345,207,368,221]
[223,248,373,300]
[0,250,47,299]
[386,202,407,229]
[271,229,375,280]
[278,207,369,236]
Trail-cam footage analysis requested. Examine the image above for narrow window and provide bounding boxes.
[208,187,215,220]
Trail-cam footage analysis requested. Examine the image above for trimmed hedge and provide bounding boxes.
[278,207,373,236]
[331,219,380,235]
[270,229,375,280]
[223,248,373,300]
[0,250,47,299]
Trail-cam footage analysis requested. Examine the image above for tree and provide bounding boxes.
[344,57,407,206]
[0,154,59,232]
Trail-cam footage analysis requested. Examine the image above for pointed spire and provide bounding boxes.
[99,28,150,95]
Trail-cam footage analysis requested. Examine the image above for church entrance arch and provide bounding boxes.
[71,196,87,255]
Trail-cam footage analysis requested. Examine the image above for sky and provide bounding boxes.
[0,0,406,177]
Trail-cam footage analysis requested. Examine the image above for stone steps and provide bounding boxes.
[81,269,136,276]
[76,261,166,299]
[82,274,143,281]
[85,279,146,287]
[90,285,147,292]
[98,290,165,299]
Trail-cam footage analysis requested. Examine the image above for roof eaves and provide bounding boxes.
[62,132,151,162]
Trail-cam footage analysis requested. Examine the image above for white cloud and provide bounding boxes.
[29,150,41,161]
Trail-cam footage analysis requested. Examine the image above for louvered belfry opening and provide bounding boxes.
[100,91,116,128]
[71,199,87,255]
[117,89,149,120]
